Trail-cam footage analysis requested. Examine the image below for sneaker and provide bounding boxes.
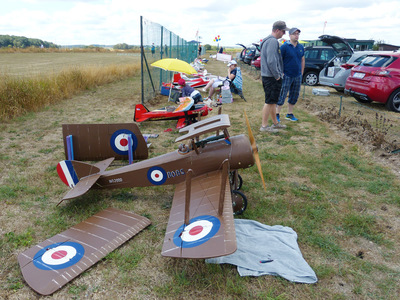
[260,125,279,133]
[276,114,280,123]
[271,123,286,129]
[285,114,298,121]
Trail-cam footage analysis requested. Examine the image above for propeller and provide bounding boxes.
[244,110,266,191]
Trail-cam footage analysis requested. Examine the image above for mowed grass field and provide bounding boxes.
[0,52,400,299]
[0,52,140,76]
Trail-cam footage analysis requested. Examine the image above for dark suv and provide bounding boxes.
[303,46,336,86]
[303,35,354,86]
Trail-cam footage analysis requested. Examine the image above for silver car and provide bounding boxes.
[319,51,378,92]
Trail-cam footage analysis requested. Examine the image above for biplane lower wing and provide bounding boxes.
[161,169,236,259]
[18,208,151,295]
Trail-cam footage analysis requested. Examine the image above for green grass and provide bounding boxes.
[0,52,399,299]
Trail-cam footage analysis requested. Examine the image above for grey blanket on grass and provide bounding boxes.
[206,219,318,283]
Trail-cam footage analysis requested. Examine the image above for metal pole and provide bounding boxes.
[140,16,144,104]
[160,26,164,87]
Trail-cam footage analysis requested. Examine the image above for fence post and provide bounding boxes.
[140,16,144,104]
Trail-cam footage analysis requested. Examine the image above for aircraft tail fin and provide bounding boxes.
[134,104,150,122]
[173,73,182,83]
[56,158,114,204]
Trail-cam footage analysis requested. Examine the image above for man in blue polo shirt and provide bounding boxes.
[277,27,305,122]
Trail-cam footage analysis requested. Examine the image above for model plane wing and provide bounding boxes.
[18,208,151,295]
[161,169,236,259]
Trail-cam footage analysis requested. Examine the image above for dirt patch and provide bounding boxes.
[298,96,400,177]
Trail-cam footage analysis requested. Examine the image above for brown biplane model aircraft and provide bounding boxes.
[18,113,265,295]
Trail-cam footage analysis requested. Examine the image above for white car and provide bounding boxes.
[319,51,378,92]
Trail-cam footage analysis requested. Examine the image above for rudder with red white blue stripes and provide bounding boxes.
[57,161,79,188]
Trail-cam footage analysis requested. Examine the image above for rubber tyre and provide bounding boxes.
[303,71,318,86]
[232,190,247,215]
[386,88,400,112]
[229,173,243,190]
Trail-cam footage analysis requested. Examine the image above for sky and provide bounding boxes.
[1,0,400,47]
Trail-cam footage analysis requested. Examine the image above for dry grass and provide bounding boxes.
[0,53,400,299]
[0,63,140,121]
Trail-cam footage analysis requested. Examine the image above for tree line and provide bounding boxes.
[0,35,59,48]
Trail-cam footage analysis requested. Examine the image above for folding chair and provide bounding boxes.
[230,67,246,102]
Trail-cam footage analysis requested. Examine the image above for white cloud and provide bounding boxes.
[0,0,400,46]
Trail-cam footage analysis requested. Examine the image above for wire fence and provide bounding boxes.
[140,16,198,103]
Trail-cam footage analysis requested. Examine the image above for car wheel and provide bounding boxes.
[303,71,318,86]
[386,88,400,112]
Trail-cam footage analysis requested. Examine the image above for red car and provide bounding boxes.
[251,57,260,70]
[345,52,400,112]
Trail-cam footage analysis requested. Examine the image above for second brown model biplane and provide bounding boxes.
[56,113,265,259]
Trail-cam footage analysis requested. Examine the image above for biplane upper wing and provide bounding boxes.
[161,168,236,259]
[18,208,151,295]
[62,123,148,161]
[175,114,230,143]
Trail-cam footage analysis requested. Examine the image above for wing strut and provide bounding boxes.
[218,159,229,216]
[184,169,193,225]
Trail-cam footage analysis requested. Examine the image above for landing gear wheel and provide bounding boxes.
[229,172,243,190]
[232,190,247,215]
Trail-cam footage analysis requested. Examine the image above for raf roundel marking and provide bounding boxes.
[173,215,221,248]
[33,242,85,270]
[147,166,167,185]
[110,129,138,155]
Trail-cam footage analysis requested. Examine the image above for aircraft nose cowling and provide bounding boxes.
[229,135,255,170]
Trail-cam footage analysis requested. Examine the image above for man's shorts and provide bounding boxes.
[262,76,282,104]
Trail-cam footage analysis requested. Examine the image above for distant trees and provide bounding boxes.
[373,40,385,50]
[0,35,59,48]
[114,43,134,50]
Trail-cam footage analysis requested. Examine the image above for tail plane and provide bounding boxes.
[56,158,114,204]
[134,104,150,122]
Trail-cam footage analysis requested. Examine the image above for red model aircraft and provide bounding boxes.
[173,72,210,88]
[134,99,212,129]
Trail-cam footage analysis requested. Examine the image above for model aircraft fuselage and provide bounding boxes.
[95,134,254,189]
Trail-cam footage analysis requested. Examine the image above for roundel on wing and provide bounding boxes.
[110,129,138,155]
[33,241,85,270]
[173,215,221,248]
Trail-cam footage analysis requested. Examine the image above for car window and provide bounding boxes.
[320,49,335,61]
[305,49,319,59]
[360,55,397,67]
[354,55,368,63]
